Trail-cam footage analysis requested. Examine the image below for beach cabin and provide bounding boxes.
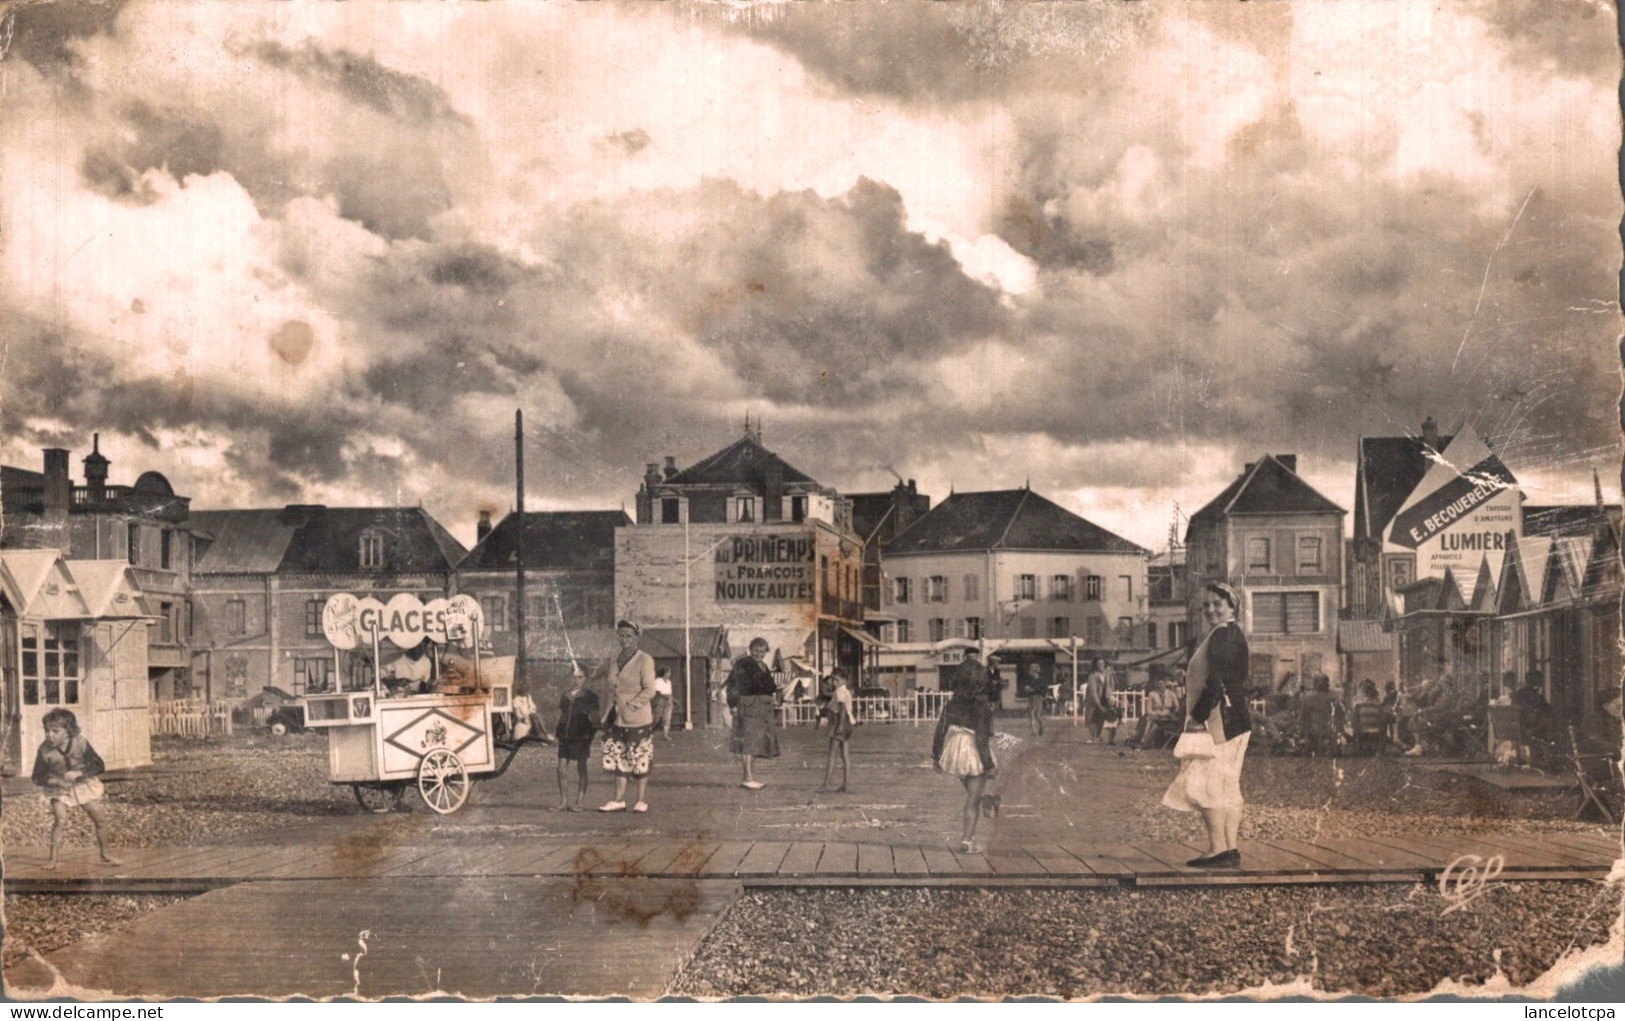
[1,549,155,773]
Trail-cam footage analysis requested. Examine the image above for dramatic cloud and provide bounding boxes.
[0,0,1617,550]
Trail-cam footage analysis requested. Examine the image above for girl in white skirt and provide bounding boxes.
[932,649,998,852]
[32,708,120,869]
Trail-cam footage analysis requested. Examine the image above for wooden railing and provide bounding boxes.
[150,699,234,738]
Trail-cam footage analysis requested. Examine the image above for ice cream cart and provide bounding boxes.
[302,591,531,814]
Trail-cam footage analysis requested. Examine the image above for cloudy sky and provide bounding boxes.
[1,0,1619,550]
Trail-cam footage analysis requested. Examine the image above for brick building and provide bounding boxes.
[618,428,866,724]
[188,505,465,701]
[1186,454,1346,692]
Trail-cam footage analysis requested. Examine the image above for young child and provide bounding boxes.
[32,708,119,869]
[554,669,601,810]
[819,668,854,792]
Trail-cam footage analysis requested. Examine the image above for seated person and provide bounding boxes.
[1298,674,1340,756]
[1407,676,1464,755]
[1510,672,1554,763]
[1131,679,1181,748]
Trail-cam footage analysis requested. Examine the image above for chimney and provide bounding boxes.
[42,448,71,517]
[637,462,661,524]
[1275,454,1297,474]
[763,459,784,521]
[1421,416,1439,452]
[83,433,110,502]
[1242,462,1255,476]
[280,504,324,527]
[663,455,678,481]
[477,509,493,543]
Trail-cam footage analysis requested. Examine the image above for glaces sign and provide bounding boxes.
[714,535,816,602]
[322,592,483,649]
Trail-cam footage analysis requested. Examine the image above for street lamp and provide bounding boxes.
[683,521,734,731]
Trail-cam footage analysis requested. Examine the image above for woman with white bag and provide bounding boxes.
[1162,581,1253,868]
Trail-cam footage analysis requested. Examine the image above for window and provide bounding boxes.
[1086,617,1105,645]
[734,496,756,523]
[1019,616,1037,639]
[965,617,983,640]
[21,623,81,706]
[527,595,549,627]
[1148,622,1158,648]
[789,496,808,523]
[963,574,979,602]
[1052,575,1073,602]
[1120,575,1133,601]
[1251,592,1321,635]
[928,618,948,642]
[1246,537,1271,573]
[306,598,325,638]
[160,529,172,570]
[1049,616,1070,638]
[896,619,912,642]
[1116,617,1134,641]
[185,599,194,639]
[293,658,335,696]
[1168,621,1185,648]
[661,498,682,524]
[926,576,948,603]
[226,599,246,636]
[158,601,174,644]
[894,577,912,605]
[360,531,384,569]
[1297,536,1323,574]
[127,523,141,566]
[1083,575,1102,601]
[1015,574,1037,600]
[480,595,507,631]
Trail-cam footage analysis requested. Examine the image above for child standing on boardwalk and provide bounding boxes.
[819,669,854,792]
[933,648,997,853]
[32,708,119,869]
[554,670,601,811]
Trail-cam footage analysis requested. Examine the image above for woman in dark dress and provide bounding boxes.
[726,637,781,789]
[1162,582,1253,867]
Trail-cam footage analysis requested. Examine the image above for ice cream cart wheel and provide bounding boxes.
[352,782,407,814]
[417,748,470,814]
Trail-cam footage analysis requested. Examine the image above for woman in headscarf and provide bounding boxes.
[1162,581,1252,867]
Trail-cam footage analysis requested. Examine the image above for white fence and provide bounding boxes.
[776,691,957,727]
[150,699,234,738]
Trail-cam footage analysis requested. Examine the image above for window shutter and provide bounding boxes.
[1285,593,1319,633]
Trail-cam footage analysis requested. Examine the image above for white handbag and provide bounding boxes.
[1173,729,1217,760]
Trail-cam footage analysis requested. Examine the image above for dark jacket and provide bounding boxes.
[33,734,106,789]
[1189,622,1252,741]
[932,672,996,770]
[725,655,777,707]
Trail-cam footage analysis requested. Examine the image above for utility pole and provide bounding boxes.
[515,409,527,692]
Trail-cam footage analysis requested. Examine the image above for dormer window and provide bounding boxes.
[733,496,756,523]
[359,530,384,569]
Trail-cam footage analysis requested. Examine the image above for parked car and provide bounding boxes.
[260,686,307,736]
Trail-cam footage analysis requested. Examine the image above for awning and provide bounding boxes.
[840,626,886,649]
[1337,619,1394,654]
[638,627,729,660]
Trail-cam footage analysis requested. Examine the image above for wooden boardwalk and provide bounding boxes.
[7,829,1617,894]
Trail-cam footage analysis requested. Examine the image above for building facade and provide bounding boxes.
[1186,455,1346,692]
[2,438,195,701]
[456,509,627,696]
[877,488,1150,702]
[617,430,866,722]
[188,505,466,701]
